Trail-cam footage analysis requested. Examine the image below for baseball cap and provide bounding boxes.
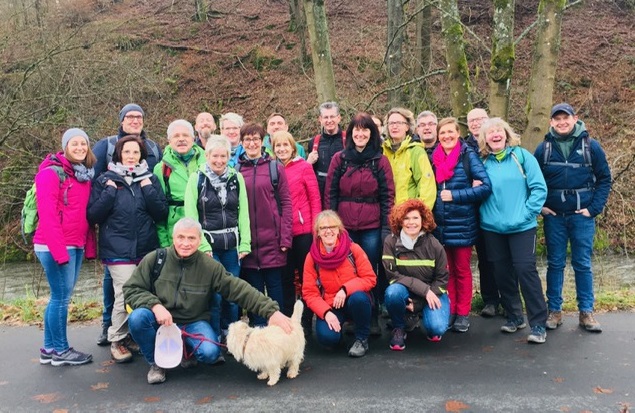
[550,103,576,118]
[154,324,183,368]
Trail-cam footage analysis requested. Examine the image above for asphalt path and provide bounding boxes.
[0,312,633,412]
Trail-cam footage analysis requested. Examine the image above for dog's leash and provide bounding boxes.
[180,328,227,361]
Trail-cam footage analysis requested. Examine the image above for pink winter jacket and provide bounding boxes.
[33,153,96,264]
[285,157,322,237]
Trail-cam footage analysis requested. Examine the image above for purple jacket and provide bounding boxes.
[238,153,293,269]
[33,152,96,264]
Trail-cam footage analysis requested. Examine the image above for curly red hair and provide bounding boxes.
[388,199,436,235]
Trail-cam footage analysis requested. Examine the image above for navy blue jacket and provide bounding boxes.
[92,128,163,178]
[432,143,492,247]
[87,172,168,260]
[534,129,611,217]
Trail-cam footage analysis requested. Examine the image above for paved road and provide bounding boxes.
[0,312,633,412]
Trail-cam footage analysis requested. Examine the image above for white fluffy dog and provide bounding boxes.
[226,300,306,386]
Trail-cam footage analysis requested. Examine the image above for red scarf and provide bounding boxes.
[432,142,461,183]
[309,229,353,270]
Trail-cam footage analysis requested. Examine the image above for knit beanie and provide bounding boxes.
[62,128,90,150]
[118,103,145,123]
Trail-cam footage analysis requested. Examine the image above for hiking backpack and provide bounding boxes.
[106,135,160,165]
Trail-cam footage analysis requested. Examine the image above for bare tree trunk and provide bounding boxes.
[415,0,432,77]
[304,0,336,103]
[488,0,515,119]
[439,0,472,130]
[194,0,208,22]
[525,0,566,151]
[386,0,405,107]
[288,0,310,67]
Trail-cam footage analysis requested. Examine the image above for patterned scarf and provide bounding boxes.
[205,165,230,206]
[108,160,153,182]
[72,163,94,182]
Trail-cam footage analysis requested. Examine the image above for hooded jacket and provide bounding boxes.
[283,157,322,237]
[382,136,436,209]
[33,153,96,264]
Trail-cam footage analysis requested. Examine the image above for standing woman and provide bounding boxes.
[272,131,321,330]
[88,135,168,363]
[237,123,293,326]
[219,112,245,167]
[478,118,549,344]
[184,135,251,338]
[431,118,491,333]
[324,112,395,333]
[35,128,97,366]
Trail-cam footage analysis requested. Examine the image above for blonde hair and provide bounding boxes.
[271,131,297,159]
[313,210,344,237]
[205,135,231,156]
[478,117,521,157]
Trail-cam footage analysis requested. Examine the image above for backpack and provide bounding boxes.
[21,164,67,244]
[150,248,167,294]
[542,135,592,168]
[106,135,160,165]
[483,146,526,179]
[235,159,282,216]
[312,132,346,154]
[161,163,185,207]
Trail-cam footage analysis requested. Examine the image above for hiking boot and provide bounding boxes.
[480,304,497,318]
[427,335,442,342]
[404,312,420,332]
[500,318,527,333]
[51,348,93,366]
[527,325,547,344]
[370,316,382,337]
[452,315,470,333]
[546,310,563,330]
[123,335,140,354]
[448,314,457,329]
[111,340,133,363]
[390,328,406,351]
[147,364,166,384]
[579,311,602,333]
[96,322,110,346]
[348,339,369,358]
[180,355,198,369]
[39,348,54,365]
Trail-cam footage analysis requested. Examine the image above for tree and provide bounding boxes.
[524,0,566,151]
[488,0,515,118]
[414,0,432,77]
[288,0,310,67]
[386,0,406,107]
[439,0,472,130]
[304,0,336,103]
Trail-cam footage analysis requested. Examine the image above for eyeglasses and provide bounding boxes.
[388,121,409,127]
[468,117,488,124]
[124,115,143,121]
[243,137,261,144]
[318,225,339,232]
[417,122,437,128]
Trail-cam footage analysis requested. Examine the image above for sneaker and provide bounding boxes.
[111,340,133,363]
[123,335,140,354]
[579,311,602,333]
[96,323,110,346]
[39,348,54,365]
[212,355,226,365]
[427,335,442,342]
[500,318,527,333]
[348,339,369,357]
[147,363,166,384]
[180,355,198,369]
[452,315,470,333]
[546,310,563,330]
[480,304,497,318]
[448,314,457,329]
[404,313,420,332]
[389,328,406,351]
[51,348,93,366]
[370,316,382,337]
[527,325,547,344]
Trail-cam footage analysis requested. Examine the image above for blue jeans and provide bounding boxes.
[315,291,372,346]
[211,249,241,333]
[102,266,114,325]
[128,308,222,365]
[349,228,385,308]
[384,283,450,337]
[36,248,84,353]
[544,213,596,312]
[241,267,284,327]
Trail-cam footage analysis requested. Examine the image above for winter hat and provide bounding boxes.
[62,128,90,150]
[118,103,145,123]
[550,103,576,118]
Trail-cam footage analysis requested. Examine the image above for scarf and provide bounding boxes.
[342,145,378,166]
[432,142,461,183]
[107,160,153,182]
[205,164,230,206]
[400,229,423,250]
[309,229,353,270]
[73,163,94,182]
[176,148,196,166]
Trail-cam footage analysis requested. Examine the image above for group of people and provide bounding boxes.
[32,100,611,385]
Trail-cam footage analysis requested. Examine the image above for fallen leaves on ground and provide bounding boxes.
[91,382,109,391]
[195,396,213,405]
[445,400,470,412]
[0,381,8,386]
[32,393,62,403]
[95,367,110,373]
[594,386,614,394]
[553,377,565,383]
[559,407,571,412]
[144,396,160,403]
[100,360,115,366]
[481,345,494,352]
[52,409,68,413]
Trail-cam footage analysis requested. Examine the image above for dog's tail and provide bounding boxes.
[291,300,304,324]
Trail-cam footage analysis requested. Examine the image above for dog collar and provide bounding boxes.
[241,329,253,355]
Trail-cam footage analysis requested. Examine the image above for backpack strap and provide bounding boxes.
[314,250,357,297]
[461,146,473,184]
[150,248,167,294]
[269,159,282,216]
[145,139,161,161]
[510,147,526,179]
[105,135,119,165]
[162,163,184,207]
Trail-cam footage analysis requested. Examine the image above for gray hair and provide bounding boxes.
[205,134,231,155]
[219,112,244,129]
[416,110,438,124]
[173,217,202,235]
[167,119,195,140]
[318,101,340,116]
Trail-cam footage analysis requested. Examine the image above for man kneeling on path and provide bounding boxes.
[123,217,293,384]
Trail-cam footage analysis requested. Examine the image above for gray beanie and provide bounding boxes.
[62,128,90,150]
[118,103,145,123]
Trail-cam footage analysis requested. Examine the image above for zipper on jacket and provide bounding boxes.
[174,261,185,306]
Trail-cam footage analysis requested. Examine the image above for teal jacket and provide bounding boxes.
[479,146,547,234]
[153,145,207,246]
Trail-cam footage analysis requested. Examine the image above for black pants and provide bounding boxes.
[475,230,500,306]
[281,233,313,317]
[483,228,547,328]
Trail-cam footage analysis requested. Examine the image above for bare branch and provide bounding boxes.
[365,69,446,109]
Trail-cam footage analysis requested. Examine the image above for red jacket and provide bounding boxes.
[302,242,376,319]
[284,157,322,237]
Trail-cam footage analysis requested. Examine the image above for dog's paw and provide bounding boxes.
[267,377,280,386]
[287,370,299,379]
[257,372,269,380]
